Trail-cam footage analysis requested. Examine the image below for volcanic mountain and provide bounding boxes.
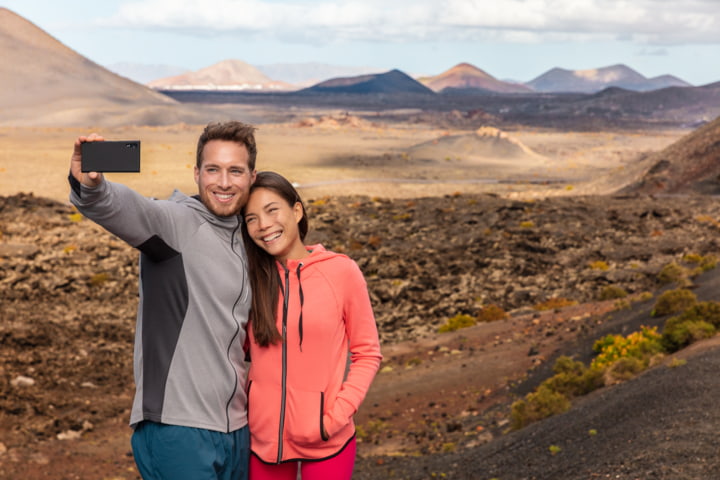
[300,69,434,95]
[148,59,293,91]
[618,114,720,195]
[419,63,532,94]
[527,64,691,93]
[0,8,178,126]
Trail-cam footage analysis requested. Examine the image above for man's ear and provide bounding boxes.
[250,170,257,185]
[193,165,200,185]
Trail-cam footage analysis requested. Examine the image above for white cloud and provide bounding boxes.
[104,0,720,45]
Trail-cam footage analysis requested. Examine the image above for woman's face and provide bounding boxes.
[244,187,307,263]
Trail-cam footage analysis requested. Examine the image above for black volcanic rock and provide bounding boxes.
[300,69,435,94]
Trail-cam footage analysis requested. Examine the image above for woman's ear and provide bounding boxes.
[293,202,304,223]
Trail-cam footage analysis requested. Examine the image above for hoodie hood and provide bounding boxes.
[281,243,340,270]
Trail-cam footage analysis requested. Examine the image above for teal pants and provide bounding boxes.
[131,421,250,480]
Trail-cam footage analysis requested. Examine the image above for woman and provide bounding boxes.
[241,171,382,480]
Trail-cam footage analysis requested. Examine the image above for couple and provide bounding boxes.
[68,121,382,480]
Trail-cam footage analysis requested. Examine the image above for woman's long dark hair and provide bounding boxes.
[242,171,309,347]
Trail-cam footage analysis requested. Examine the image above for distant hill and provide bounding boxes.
[300,69,435,95]
[574,82,720,125]
[419,63,533,94]
[527,64,692,93]
[148,59,294,91]
[618,114,720,195]
[0,7,178,126]
[256,62,382,87]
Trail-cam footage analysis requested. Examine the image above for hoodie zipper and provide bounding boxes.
[225,216,244,433]
[277,265,290,463]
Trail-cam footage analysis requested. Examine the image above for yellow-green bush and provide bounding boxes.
[682,301,720,327]
[683,253,717,272]
[438,314,476,333]
[662,316,716,352]
[512,325,670,430]
[89,272,110,287]
[588,260,610,271]
[591,326,664,370]
[541,356,604,398]
[657,262,687,285]
[652,289,697,316]
[604,356,646,383]
[477,304,507,322]
[510,386,570,430]
[598,285,628,300]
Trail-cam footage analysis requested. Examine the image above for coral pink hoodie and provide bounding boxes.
[247,244,382,463]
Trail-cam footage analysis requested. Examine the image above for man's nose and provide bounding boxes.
[218,170,231,187]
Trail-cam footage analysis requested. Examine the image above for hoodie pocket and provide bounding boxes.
[247,381,282,442]
[285,387,325,445]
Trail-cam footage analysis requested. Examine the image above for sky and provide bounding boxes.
[3,0,719,85]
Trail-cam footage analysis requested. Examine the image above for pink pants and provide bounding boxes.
[249,437,356,480]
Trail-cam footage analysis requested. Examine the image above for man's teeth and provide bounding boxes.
[216,193,234,200]
[263,232,281,242]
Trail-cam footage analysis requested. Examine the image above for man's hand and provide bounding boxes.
[70,133,105,187]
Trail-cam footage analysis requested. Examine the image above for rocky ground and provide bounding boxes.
[3,191,720,479]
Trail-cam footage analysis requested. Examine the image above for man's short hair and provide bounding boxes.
[196,121,257,170]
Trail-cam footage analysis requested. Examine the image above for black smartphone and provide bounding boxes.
[81,140,141,172]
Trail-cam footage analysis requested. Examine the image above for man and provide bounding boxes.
[68,121,258,480]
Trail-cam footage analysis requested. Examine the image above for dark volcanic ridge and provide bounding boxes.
[620,114,720,195]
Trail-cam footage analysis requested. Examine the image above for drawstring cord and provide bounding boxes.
[296,264,305,351]
[279,262,305,352]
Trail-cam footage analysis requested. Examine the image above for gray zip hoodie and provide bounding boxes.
[70,177,250,433]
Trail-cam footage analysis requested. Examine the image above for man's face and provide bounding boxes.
[194,140,256,217]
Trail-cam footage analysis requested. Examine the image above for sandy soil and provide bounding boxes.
[0,122,687,204]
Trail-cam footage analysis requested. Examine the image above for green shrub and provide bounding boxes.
[510,386,570,430]
[662,317,716,352]
[604,356,646,383]
[598,285,628,300]
[652,289,697,316]
[541,356,604,398]
[613,299,631,310]
[636,291,654,302]
[657,262,687,285]
[677,301,720,328]
[477,304,507,322]
[438,314,476,333]
[683,253,718,272]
